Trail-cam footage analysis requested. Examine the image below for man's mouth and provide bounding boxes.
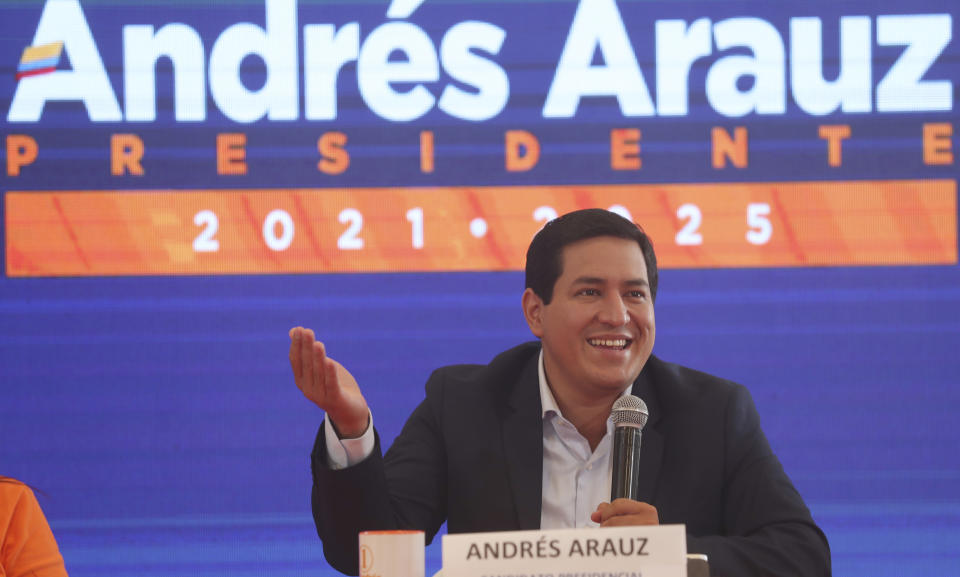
[587,338,631,350]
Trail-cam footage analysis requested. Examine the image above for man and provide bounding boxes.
[290,209,830,577]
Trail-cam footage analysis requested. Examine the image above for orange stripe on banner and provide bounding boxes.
[5,180,957,277]
[769,186,808,265]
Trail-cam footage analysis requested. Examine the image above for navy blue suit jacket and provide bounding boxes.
[311,342,830,577]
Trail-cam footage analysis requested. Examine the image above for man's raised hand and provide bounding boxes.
[289,327,370,438]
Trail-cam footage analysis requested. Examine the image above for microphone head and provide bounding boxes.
[610,395,649,429]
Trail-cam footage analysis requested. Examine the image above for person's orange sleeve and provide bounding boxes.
[1,482,68,577]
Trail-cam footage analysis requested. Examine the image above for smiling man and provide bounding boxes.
[523,234,655,451]
[291,208,831,577]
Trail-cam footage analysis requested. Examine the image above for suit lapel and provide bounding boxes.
[500,355,543,530]
[631,366,664,504]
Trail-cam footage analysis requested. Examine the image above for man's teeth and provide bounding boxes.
[589,338,628,348]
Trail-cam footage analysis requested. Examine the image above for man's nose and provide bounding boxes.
[597,294,630,325]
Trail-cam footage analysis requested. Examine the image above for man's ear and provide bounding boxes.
[522,288,545,338]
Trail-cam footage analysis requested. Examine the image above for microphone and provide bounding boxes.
[610,395,649,501]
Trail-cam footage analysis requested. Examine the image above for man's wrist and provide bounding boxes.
[329,412,370,440]
[324,412,376,469]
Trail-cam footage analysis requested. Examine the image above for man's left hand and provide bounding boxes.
[591,499,659,527]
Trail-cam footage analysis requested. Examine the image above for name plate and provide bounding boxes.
[442,525,686,577]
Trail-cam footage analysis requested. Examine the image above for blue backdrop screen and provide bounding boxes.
[1,1,958,575]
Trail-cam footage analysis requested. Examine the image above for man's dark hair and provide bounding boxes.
[525,208,658,305]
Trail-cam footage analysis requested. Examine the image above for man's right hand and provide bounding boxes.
[289,327,370,439]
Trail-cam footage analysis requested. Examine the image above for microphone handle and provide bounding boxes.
[611,425,642,501]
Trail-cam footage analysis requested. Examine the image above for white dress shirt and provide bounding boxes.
[537,350,628,528]
[324,350,629,529]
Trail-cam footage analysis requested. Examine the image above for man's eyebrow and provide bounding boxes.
[572,276,604,285]
[571,276,649,287]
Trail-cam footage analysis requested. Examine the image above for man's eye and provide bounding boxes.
[578,288,600,296]
[628,291,647,299]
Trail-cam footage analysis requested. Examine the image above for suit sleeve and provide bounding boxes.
[686,385,831,577]
[311,372,449,576]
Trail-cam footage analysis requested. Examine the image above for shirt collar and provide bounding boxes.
[538,348,561,420]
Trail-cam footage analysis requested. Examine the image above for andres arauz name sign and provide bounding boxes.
[442,525,687,577]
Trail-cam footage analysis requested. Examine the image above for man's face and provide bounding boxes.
[523,236,655,397]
